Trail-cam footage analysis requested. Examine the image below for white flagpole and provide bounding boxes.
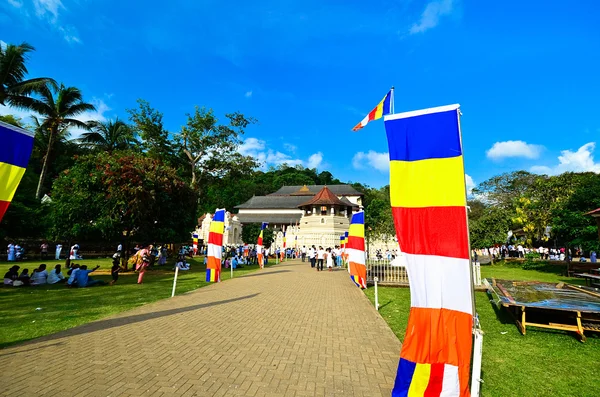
[171,266,179,298]
[390,86,395,114]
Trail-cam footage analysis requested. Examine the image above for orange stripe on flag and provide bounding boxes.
[401,307,473,397]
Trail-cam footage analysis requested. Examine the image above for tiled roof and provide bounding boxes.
[236,213,302,224]
[235,195,309,209]
[298,186,348,207]
[268,184,363,196]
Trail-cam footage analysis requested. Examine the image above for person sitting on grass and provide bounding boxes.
[76,265,105,287]
[67,264,80,286]
[19,269,31,285]
[110,259,123,286]
[175,257,190,271]
[31,264,49,285]
[4,265,20,285]
[47,264,66,284]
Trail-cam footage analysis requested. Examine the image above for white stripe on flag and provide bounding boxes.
[207,244,222,259]
[440,364,460,397]
[346,247,365,266]
[403,253,473,315]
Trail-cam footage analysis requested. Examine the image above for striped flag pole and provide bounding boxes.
[347,211,366,288]
[206,209,225,282]
[384,104,475,397]
[0,121,35,222]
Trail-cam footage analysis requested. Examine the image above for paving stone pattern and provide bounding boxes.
[0,260,401,396]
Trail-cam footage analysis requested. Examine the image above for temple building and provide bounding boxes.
[235,185,362,248]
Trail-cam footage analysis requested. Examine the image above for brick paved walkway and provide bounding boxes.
[0,260,401,396]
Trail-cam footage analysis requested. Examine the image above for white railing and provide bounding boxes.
[366,258,483,287]
[366,259,408,285]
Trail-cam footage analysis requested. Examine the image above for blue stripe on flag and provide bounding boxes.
[0,123,35,168]
[383,91,392,115]
[392,358,417,397]
[351,211,364,225]
[385,109,461,162]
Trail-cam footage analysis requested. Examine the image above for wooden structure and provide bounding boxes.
[486,278,600,342]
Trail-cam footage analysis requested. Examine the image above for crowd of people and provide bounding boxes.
[474,245,598,263]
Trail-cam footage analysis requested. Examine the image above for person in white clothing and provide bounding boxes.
[326,248,333,271]
[308,246,316,268]
[316,247,325,271]
[55,244,62,260]
[30,264,48,285]
[47,264,66,284]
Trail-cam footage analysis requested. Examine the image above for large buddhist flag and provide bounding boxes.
[352,89,393,131]
[206,209,225,282]
[0,121,34,222]
[347,211,366,288]
[385,104,473,397]
[256,222,268,268]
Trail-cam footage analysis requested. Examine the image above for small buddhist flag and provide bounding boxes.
[256,222,268,268]
[347,211,366,288]
[206,209,225,282]
[352,89,393,131]
[0,121,35,222]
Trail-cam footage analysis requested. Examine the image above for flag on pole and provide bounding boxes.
[0,121,35,222]
[206,209,225,282]
[256,222,268,268]
[384,104,473,397]
[347,211,366,288]
[192,233,198,255]
[281,227,287,261]
[352,89,393,131]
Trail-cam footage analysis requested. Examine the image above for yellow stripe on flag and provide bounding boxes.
[374,100,385,119]
[0,162,26,202]
[407,363,431,397]
[209,221,224,233]
[348,224,364,238]
[389,156,466,208]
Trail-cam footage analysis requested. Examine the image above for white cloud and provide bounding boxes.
[58,26,81,44]
[531,142,600,175]
[7,0,23,8]
[486,140,543,160]
[245,91,253,98]
[239,137,323,170]
[465,174,475,195]
[352,150,389,172]
[0,40,7,50]
[33,0,64,23]
[307,152,323,169]
[410,0,454,34]
[283,143,297,153]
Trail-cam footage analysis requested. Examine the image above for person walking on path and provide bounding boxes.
[326,248,333,272]
[136,244,151,284]
[308,246,316,268]
[40,242,49,260]
[316,246,325,271]
[55,243,62,260]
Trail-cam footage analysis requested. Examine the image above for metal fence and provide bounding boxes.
[366,258,483,287]
[366,259,408,285]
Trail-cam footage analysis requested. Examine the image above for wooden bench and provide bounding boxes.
[573,273,600,288]
[567,262,600,277]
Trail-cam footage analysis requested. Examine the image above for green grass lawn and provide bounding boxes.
[364,262,600,397]
[0,257,269,348]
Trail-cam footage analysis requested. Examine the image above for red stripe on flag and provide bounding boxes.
[0,200,10,222]
[401,307,473,397]
[392,206,469,259]
[424,363,445,397]
[367,107,378,122]
[208,231,223,246]
[346,236,364,250]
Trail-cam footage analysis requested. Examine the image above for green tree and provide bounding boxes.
[241,223,275,247]
[127,99,175,163]
[0,114,24,127]
[469,206,512,249]
[49,152,196,262]
[0,42,54,106]
[19,83,95,199]
[176,107,257,189]
[472,171,537,210]
[79,119,136,152]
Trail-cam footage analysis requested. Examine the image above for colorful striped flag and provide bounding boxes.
[192,233,198,255]
[352,89,393,131]
[256,222,268,268]
[384,104,473,397]
[0,121,35,222]
[347,211,366,288]
[206,209,225,282]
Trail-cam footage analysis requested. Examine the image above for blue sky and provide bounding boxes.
[1,0,600,191]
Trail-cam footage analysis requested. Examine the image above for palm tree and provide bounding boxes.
[21,83,96,199]
[0,42,55,106]
[79,119,136,152]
